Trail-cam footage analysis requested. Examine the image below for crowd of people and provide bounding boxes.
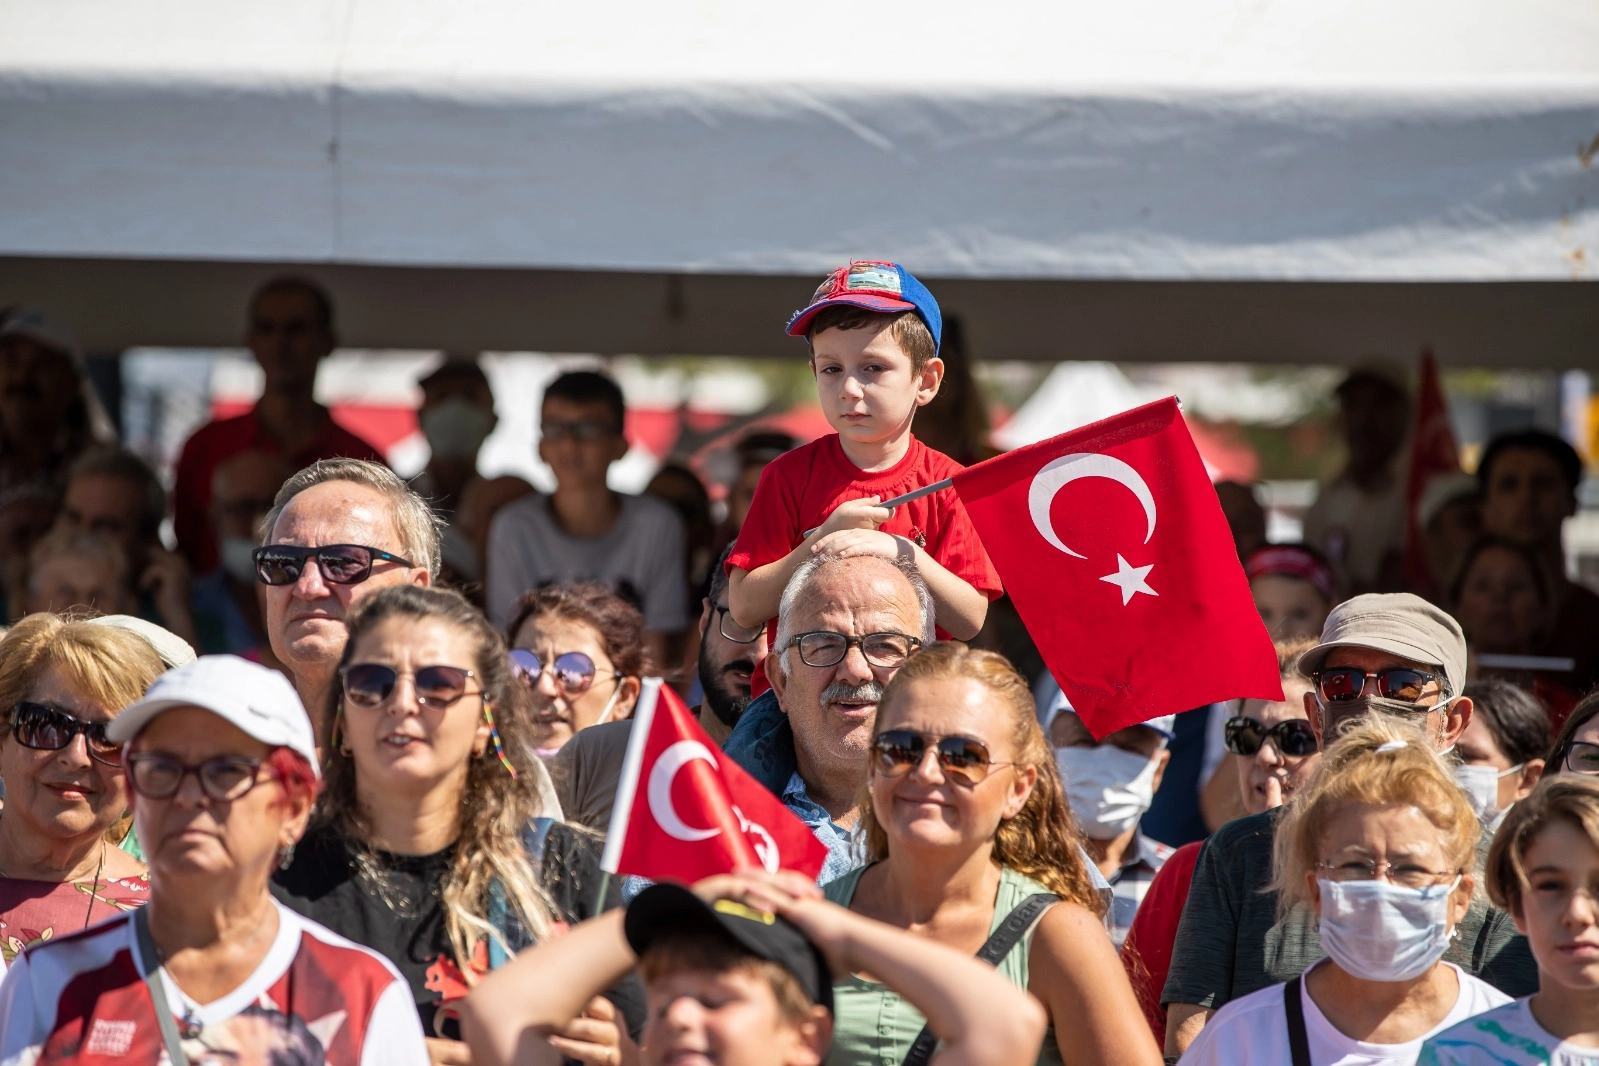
[0,260,1596,1066]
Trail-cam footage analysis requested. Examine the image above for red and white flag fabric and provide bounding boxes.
[1403,349,1462,591]
[601,679,830,882]
[952,397,1283,737]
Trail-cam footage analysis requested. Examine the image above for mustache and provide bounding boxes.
[820,679,883,705]
[721,659,756,675]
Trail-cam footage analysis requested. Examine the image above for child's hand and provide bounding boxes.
[814,496,892,539]
[545,996,638,1066]
[769,895,860,977]
[811,529,909,563]
[691,868,823,912]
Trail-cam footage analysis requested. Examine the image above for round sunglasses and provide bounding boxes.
[340,663,478,708]
[125,752,271,802]
[253,543,412,587]
[1224,715,1320,759]
[1311,667,1442,705]
[870,729,1012,787]
[8,701,122,766]
[509,648,620,695]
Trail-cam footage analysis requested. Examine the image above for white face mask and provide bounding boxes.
[1318,876,1460,982]
[421,397,494,461]
[1455,763,1523,829]
[1056,745,1160,839]
[220,534,259,584]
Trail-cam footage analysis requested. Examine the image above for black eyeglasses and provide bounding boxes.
[542,420,619,443]
[786,631,922,670]
[871,729,1011,787]
[253,544,412,587]
[508,649,619,695]
[9,701,122,766]
[711,605,764,645]
[1311,667,1443,705]
[1565,741,1599,776]
[125,752,269,802]
[341,663,478,709]
[1224,715,1319,759]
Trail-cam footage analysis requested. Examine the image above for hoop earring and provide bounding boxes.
[482,703,518,779]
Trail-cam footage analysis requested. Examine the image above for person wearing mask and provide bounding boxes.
[1420,775,1599,1064]
[826,642,1161,1066]
[0,308,116,494]
[0,614,165,961]
[1454,679,1548,832]
[1047,698,1175,946]
[273,585,632,1064]
[1163,593,1537,1058]
[1179,718,1511,1066]
[190,449,295,658]
[173,276,385,574]
[486,369,689,670]
[22,529,132,619]
[1247,544,1337,642]
[0,654,429,1063]
[257,458,436,736]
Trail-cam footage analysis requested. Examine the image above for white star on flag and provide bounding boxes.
[1100,554,1157,605]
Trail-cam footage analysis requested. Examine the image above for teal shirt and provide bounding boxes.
[1419,998,1599,1065]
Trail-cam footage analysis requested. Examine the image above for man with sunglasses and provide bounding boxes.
[1162,593,1538,1059]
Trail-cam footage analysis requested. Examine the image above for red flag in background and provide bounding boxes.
[952,397,1282,737]
[1403,349,1463,592]
[601,679,830,883]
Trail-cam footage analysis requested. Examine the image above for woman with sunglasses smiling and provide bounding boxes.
[273,585,639,1066]
[0,613,165,959]
[506,582,644,757]
[822,642,1161,1066]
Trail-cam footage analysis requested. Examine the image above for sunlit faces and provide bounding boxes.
[809,322,941,456]
[1250,574,1331,642]
[512,611,636,753]
[642,967,829,1066]
[340,616,490,792]
[1307,802,1473,925]
[0,666,128,847]
[1458,714,1540,813]
[1454,545,1547,654]
[1305,646,1457,747]
[1233,679,1318,816]
[870,676,1033,852]
[1511,819,1599,993]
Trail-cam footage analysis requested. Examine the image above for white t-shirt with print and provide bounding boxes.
[1419,997,1599,1065]
[1179,962,1511,1066]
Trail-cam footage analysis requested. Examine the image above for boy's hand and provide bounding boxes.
[691,868,823,914]
[811,529,910,563]
[813,496,892,539]
[545,997,638,1066]
[769,895,860,978]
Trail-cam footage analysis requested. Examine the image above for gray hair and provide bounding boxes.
[773,550,936,675]
[262,458,441,578]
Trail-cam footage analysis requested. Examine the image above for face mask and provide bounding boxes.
[1318,876,1459,982]
[1456,763,1522,829]
[592,684,623,728]
[220,534,259,584]
[1056,745,1160,839]
[1325,696,1451,744]
[421,397,494,461]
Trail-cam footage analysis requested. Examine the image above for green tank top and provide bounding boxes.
[821,865,1065,1066]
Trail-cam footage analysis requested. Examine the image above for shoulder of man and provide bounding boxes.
[720,688,797,796]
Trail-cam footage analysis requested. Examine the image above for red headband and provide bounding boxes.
[1246,546,1336,602]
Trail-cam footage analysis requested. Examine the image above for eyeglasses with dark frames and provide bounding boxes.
[871,729,1013,787]
[8,701,122,766]
[125,752,271,802]
[785,631,922,670]
[253,544,413,587]
[711,605,764,645]
[1565,741,1599,776]
[340,664,479,709]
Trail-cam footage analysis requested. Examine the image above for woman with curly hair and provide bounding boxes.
[822,642,1159,1066]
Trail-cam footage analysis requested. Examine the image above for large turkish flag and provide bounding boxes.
[601,680,831,882]
[953,397,1283,737]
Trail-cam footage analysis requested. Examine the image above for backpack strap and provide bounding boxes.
[900,892,1058,1066]
[1283,974,1312,1066]
[133,907,192,1066]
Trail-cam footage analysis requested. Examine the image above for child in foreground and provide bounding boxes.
[1418,775,1599,1065]
[460,870,1047,1066]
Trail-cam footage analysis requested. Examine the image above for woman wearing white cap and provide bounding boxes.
[0,654,429,1064]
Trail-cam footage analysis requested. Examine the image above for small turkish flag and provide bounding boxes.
[600,679,831,882]
[1403,349,1462,593]
[952,397,1283,737]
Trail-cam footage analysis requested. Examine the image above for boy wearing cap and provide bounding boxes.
[461,872,1046,1066]
[727,262,1001,692]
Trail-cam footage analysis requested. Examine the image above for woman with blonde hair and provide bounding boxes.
[824,642,1160,1066]
[1179,717,1509,1065]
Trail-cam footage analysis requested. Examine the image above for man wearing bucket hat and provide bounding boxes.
[1160,594,1536,1058]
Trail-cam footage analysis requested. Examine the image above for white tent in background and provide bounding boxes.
[993,364,1160,452]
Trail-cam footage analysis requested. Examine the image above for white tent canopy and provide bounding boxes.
[1,0,1596,360]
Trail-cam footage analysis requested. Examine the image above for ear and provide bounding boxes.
[1150,747,1172,795]
[1517,759,1546,800]
[1306,868,1324,916]
[1304,689,1325,745]
[1002,763,1038,821]
[1441,695,1473,749]
[1451,873,1476,927]
[790,1006,834,1065]
[473,702,493,756]
[281,785,317,847]
[914,357,944,407]
[766,650,791,715]
[612,676,642,720]
[1509,895,1529,937]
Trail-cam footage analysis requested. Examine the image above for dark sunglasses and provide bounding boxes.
[125,752,267,802]
[711,605,764,645]
[253,543,412,587]
[508,649,619,695]
[341,663,477,709]
[871,729,1010,787]
[1224,715,1319,759]
[788,631,922,670]
[1311,667,1442,704]
[8,701,122,766]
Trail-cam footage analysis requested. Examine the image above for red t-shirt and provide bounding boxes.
[727,433,1002,694]
[1119,838,1203,1047]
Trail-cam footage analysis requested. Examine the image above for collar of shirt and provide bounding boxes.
[781,771,864,884]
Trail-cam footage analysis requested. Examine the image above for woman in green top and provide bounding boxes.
[822,643,1161,1066]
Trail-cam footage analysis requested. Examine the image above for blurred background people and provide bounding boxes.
[0,482,59,617]
[1415,471,1482,603]
[486,370,688,669]
[695,545,767,745]
[644,459,715,597]
[1455,678,1548,831]
[910,316,996,468]
[0,614,165,960]
[708,429,799,565]
[22,529,131,619]
[173,276,384,574]
[189,449,294,659]
[1215,481,1268,563]
[1246,543,1337,641]
[0,308,115,494]
[258,459,436,732]
[1303,364,1412,596]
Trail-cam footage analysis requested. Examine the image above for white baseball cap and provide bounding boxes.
[1046,688,1176,741]
[87,615,196,669]
[108,655,319,775]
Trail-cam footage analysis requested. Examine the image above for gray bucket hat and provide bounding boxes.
[1297,592,1467,699]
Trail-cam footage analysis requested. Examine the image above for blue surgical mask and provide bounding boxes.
[1318,876,1459,983]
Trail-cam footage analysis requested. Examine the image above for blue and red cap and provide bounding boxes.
[786,260,942,354]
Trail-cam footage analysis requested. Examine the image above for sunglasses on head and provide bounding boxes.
[508,649,619,695]
[253,544,412,587]
[340,663,477,709]
[1224,715,1319,758]
[1311,667,1442,704]
[870,729,1010,787]
[8,701,122,766]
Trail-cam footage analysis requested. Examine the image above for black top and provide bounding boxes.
[272,819,644,1041]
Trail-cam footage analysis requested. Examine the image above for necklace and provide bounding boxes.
[0,817,110,930]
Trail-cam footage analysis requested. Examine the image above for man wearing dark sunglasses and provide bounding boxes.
[1163,593,1534,1060]
[258,460,436,735]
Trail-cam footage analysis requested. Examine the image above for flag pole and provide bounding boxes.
[595,678,663,912]
[802,478,954,537]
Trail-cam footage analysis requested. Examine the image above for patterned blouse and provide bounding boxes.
[0,871,151,963]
